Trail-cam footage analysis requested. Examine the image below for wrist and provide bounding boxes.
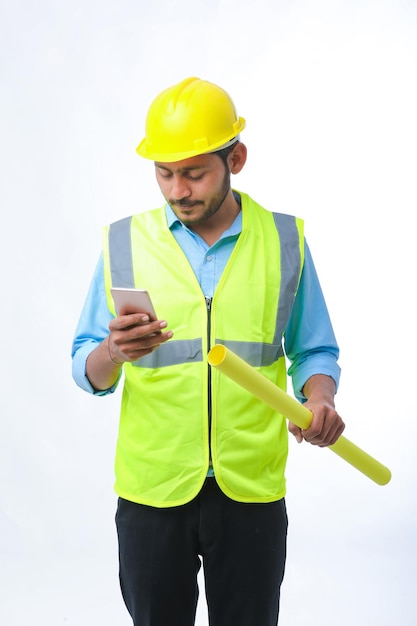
[302,374,335,405]
[107,336,124,365]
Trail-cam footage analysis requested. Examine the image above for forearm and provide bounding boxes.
[302,373,336,406]
[86,337,123,392]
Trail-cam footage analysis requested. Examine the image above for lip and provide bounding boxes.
[176,203,199,212]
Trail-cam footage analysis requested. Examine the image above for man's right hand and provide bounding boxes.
[86,314,173,391]
[107,313,173,364]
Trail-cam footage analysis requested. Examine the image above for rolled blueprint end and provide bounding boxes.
[331,437,391,485]
[208,344,391,486]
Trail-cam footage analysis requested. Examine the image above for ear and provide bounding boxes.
[228,142,247,174]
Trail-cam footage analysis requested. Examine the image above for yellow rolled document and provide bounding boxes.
[208,344,391,486]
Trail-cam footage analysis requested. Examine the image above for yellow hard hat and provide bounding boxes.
[136,77,246,162]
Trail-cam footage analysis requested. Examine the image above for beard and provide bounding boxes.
[169,170,231,226]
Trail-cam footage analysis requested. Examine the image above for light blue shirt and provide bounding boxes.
[72,202,341,401]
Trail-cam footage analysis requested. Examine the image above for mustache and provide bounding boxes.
[170,199,203,208]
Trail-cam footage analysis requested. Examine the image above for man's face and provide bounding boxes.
[154,153,231,227]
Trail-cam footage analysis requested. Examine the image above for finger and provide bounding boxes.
[110,312,151,330]
[111,313,168,334]
[134,319,168,336]
[135,329,173,350]
[120,330,174,360]
[288,422,304,444]
[304,416,345,447]
[321,421,345,447]
[112,319,168,343]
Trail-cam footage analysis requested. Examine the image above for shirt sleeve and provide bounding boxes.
[71,255,122,395]
[284,240,341,402]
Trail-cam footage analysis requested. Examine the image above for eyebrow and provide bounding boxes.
[155,163,208,174]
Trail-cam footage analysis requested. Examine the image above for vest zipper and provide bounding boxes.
[206,296,213,467]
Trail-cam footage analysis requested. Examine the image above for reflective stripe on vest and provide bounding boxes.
[108,208,302,368]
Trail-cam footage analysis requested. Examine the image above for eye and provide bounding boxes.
[186,172,205,181]
[157,169,172,179]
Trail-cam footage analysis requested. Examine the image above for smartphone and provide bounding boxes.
[111,287,157,320]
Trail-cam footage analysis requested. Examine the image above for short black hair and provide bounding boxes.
[213,139,239,166]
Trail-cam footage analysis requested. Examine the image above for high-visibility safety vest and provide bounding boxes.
[102,191,304,507]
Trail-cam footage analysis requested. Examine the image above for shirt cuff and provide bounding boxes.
[72,341,121,396]
[291,357,341,403]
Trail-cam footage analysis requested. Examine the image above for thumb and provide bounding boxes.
[288,421,304,444]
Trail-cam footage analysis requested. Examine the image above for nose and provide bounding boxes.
[171,174,191,200]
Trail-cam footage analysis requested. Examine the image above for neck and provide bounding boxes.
[190,191,241,246]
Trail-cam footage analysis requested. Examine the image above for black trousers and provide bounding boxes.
[115,478,288,626]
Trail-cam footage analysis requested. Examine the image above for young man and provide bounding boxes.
[72,76,345,626]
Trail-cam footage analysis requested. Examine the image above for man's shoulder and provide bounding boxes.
[108,205,165,228]
[239,191,302,225]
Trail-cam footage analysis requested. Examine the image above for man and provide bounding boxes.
[72,76,345,626]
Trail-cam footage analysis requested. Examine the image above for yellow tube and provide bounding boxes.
[208,344,391,486]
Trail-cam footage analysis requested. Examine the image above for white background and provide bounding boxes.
[1,1,416,624]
